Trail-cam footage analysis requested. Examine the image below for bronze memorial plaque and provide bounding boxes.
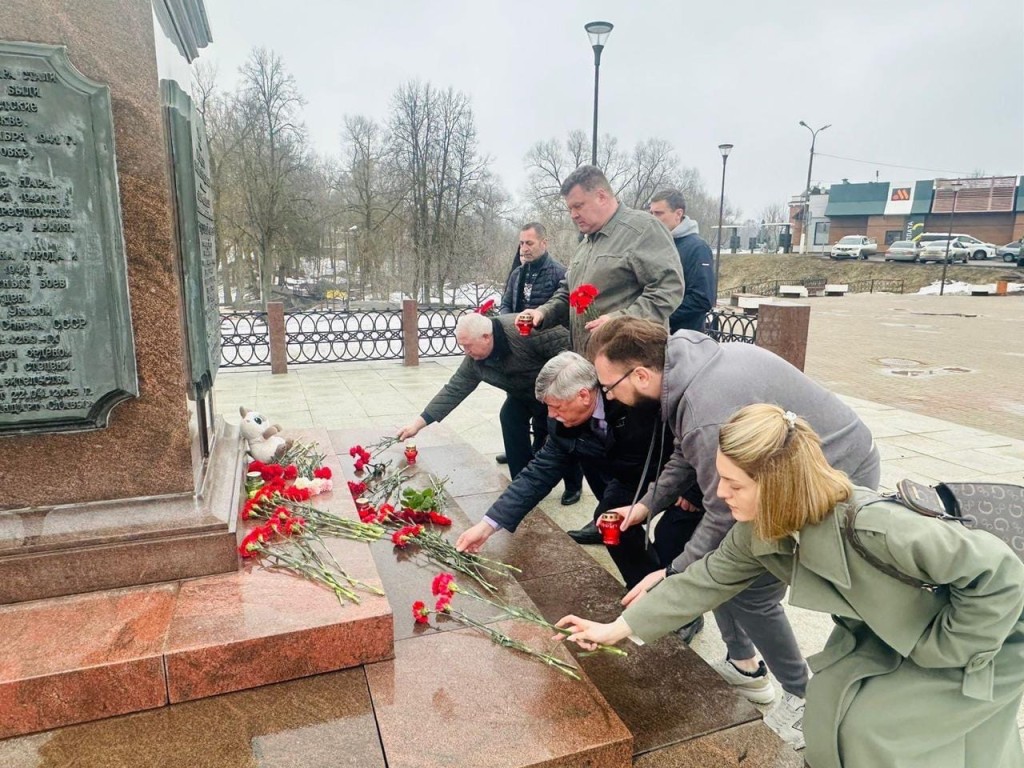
[0,42,137,436]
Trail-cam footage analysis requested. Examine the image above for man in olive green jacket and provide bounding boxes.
[518,165,683,355]
[619,491,1024,768]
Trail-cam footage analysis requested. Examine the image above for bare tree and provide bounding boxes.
[235,48,308,307]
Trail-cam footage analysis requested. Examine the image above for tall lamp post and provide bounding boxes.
[714,143,733,295]
[584,21,613,166]
[345,224,357,311]
[798,121,830,254]
[939,179,963,296]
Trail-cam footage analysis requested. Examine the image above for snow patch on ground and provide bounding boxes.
[916,281,1023,296]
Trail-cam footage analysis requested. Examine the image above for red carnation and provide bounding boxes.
[475,298,496,315]
[569,284,600,316]
[241,498,257,521]
[347,480,366,498]
[354,459,366,473]
[435,595,452,613]
[285,516,306,535]
[349,445,363,458]
[283,465,298,481]
[248,460,265,473]
[428,511,452,526]
[412,601,430,624]
[238,525,270,559]
[282,486,312,502]
[431,572,456,596]
[314,467,332,480]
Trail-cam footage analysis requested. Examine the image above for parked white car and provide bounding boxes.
[830,235,877,260]
[919,239,969,264]
[917,233,996,260]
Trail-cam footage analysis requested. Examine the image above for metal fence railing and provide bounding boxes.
[845,278,905,294]
[220,306,473,368]
[718,277,904,299]
[220,311,271,368]
[705,309,757,343]
[220,305,758,370]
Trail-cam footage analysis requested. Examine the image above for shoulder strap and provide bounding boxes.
[843,497,941,592]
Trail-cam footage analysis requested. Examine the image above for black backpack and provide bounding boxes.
[844,480,1024,591]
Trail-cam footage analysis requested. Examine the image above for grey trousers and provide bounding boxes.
[714,445,882,699]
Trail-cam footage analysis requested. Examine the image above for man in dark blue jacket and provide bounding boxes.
[455,351,699,591]
[500,223,567,314]
[649,189,716,332]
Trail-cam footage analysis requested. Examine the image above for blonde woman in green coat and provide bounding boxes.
[557,404,1024,768]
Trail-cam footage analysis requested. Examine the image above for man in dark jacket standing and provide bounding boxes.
[500,223,567,314]
[397,312,582,502]
[649,189,716,332]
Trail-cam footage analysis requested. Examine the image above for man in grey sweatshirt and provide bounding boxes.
[588,316,880,748]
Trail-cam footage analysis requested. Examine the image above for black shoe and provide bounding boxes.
[495,453,508,465]
[560,489,582,506]
[675,615,704,645]
[567,520,602,545]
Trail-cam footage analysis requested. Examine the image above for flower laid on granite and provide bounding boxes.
[568,283,600,320]
[411,577,582,680]
[395,485,452,526]
[386,524,518,593]
[349,436,403,476]
[430,571,626,659]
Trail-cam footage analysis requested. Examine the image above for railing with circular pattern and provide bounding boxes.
[704,309,757,344]
[220,305,755,369]
[220,311,271,368]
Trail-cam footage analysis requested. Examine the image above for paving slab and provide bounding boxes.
[0,668,385,768]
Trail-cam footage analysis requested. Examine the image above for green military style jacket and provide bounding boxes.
[421,315,569,425]
[537,203,683,354]
[623,489,1024,768]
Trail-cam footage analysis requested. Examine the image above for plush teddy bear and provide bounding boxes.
[239,406,292,463]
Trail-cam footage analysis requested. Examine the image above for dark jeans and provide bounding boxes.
[499,395,583,492]
[592,480,701,590]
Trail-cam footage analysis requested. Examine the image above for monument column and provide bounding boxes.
[0,0,238,603]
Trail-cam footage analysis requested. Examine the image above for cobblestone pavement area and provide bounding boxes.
[803,292,1024,439]
[214,292,1024,736]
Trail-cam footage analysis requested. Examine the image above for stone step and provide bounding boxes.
[0,421,245,605]
[0,444,393,739]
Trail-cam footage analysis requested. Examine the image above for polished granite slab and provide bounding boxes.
[0,669,386,768]
[366,622,632,768]
[0,583,177,739]
[633,722,804,767]
[520,560,761,755]
[0,445,394,736]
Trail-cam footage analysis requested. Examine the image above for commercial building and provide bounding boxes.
[789,176,1024,250]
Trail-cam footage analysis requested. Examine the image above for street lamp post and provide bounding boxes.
[939,180,963,296]
[584,21,613,166]
[345,225,357,311]
[798,121,830,254]
[714,143,733,295]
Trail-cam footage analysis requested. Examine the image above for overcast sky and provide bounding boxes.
[200,0,1023,221]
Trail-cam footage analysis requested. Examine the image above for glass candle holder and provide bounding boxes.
[515,317,533,336]
[596,512,623,546]
[404,442,418,465]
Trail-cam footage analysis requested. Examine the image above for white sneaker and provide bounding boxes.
[711,658,777,705]
[763,691,805,750]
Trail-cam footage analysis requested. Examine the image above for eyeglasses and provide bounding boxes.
[599,367,636,395]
